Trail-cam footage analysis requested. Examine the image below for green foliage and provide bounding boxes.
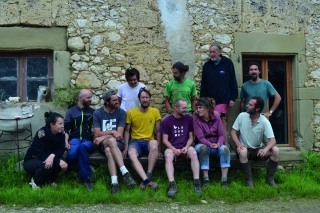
[1,153,320,207]
[53,87,81,107]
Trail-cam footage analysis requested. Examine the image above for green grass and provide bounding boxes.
[1,152,320,207]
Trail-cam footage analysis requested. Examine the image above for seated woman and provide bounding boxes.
[23,111,68,189]
[193,97,230,188]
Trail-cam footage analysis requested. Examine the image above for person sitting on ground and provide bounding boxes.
[193,97,230,188]
[93,90,136,194]
[117,67,147,112]
[64,89,95,191]
[123,87,162,191]
[160,98,202,198]
[231,96,279,188]
[23,111,68,190]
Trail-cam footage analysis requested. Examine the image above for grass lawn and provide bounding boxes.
[0,152,320,207]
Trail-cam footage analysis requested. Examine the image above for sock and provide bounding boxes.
[143,178,151,185]
[146,172,152,180]
[221,176,227,182]
[203,175,209,181]
[120,166,129,175]
[111,176,118,184]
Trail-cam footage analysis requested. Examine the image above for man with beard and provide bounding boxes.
[160,98,202,198]
[123,87,162,191]
[164,62,197,115]
[93,90,136,194]
[240,62,281,118]
[65,89,95,191]
[200,43,238,146]
[231,97,279,188]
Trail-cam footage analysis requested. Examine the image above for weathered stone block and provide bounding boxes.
[264,17,296,34]
[76,71,102,89]
[72,62,88,71]
[52,0,70,26]
[243,16,264,32]
[271,0,294,17]
[245,0,268,15]
[90,35,104,49]
[0,2,20,25]
[128,8,158,28]
[20,0,52,26]
[107,79,121,90]
[68,37,84,51]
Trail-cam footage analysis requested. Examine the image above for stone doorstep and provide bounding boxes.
[88,151,268,170]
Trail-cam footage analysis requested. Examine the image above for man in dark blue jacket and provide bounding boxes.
[64,89,95,191]
[200,43,238,146]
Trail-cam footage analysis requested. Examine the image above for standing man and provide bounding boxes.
[118,68,147,112]
[123,88,162,191]
[160,98,202,198]
[164,62,197,115]
[231,96,279,188]
[93,90,136,194]
[240,62,281,118]
[65,89,95,191]
[200,43,238,146]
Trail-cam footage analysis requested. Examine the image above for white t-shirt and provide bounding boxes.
[117,82,147,112]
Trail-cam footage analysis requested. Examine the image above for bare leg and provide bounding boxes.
[187,147,200,179]
[147,140,159,174]
[104,137,126,167]
[105,147,117,176]
[128,148,148,180]
[165,150,175,182]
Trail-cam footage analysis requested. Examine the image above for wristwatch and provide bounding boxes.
[269,110,273,115]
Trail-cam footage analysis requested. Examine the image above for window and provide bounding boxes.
[0,52,53,102]
[242,57,293,146]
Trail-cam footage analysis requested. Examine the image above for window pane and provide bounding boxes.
[0,57,17,78]
[0,81,17,101]
[242,60,262,83]
[268,61,287,144]
[26,81,48,101]
[26,57,48,78]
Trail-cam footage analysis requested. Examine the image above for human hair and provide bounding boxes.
[196,97,216,116]
[102,90,117,106]
[248,62,261,72]
[251,96,264,113]
[210,43,222,51]
[138,87,151,99]
[172,62,189,73]
[174,98,186,108]
[125,68,140,81]
[44,111,63,128]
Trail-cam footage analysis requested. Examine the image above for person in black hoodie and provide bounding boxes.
[24,111,67,189]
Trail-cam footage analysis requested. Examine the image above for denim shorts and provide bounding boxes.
[128,139,149,156]
[98,139,125,155]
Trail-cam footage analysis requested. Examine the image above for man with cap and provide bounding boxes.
[93,90,136,194]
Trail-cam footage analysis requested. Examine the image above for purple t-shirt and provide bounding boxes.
[159,114,193,149]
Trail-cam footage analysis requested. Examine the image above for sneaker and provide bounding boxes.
[83,178,93,191]
[122,172,136,188]
[167,182,177,198]
[111,183,120,194]
[203,179,209,187]
[146,181,158,191]
[221,181,229,189]
[139,182,146,190]
[193,180,203,196]
[29,178,40,190]
[89,165,96,183]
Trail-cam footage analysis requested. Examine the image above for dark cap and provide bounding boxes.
[102,90,116,102]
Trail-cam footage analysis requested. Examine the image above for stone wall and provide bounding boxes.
[1,0,320,153]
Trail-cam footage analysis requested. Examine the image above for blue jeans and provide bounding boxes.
[67,138,94,182]
[195,144,230,170]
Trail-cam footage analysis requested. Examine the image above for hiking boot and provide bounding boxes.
[29,178,40,190]
[83,178,93,191]
[139,182,146,190]
[167,182,177,198]
[111,183,120,194]
[146,181,158,191]
[203,179,209,187]
[193,180,203,196]
[241,162,254,188]
[122,172,136,188]
[89,165,96,183]
[221,181,229,189]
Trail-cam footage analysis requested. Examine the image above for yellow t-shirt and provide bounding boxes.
[126,107,161,141]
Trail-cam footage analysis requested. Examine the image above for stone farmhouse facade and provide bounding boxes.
[1,0,320,165]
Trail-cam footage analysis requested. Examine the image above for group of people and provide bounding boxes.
[23,43,281,197]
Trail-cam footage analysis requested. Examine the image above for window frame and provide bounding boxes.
[242,56,293,147]
[0,51,53,102]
